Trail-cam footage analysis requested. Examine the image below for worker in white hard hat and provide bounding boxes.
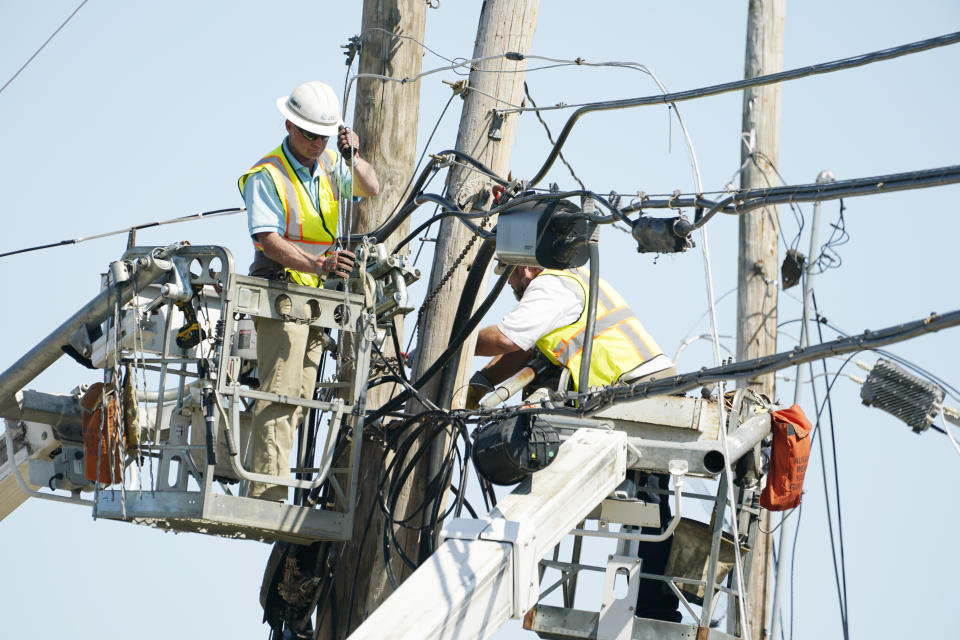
[237,81,379,502]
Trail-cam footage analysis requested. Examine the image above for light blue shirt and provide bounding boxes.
[244,137,354,238]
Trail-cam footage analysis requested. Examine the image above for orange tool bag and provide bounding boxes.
[80,382,125,484]
[759,404,812,511]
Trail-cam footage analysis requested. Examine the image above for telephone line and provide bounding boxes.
[0,207,245,259]
[535,307,960,415]
[526,31,960,187]
[0,0,90,96]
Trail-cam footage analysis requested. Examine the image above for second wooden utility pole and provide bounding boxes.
[396,0,540,581]
[737,1,784,639]
[410,0,540,410]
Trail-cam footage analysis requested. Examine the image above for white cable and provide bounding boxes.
[0,0,90,96]
[699,226,753,638]
[942,409,960,458]
[673,333,735,363]
[338,73,358,380]
[658,69,752,631]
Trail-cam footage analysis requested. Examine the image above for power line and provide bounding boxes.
[552,307,960,415]
[523,82,585,190]
[0,0,90,96]
[811,292,851,639]
[668,164,960,236]
[0,207,245,259]
[525,30,960,187]
[816,318,960,404]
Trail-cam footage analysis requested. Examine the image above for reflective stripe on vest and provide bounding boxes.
[238,145,340,287]
[534,268,663,390]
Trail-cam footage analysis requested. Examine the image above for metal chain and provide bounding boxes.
[279,313,314,325]
[415,209,491,335]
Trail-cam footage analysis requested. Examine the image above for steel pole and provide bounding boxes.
[769,170,834,640]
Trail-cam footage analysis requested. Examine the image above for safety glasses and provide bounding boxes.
[296,126,329,143]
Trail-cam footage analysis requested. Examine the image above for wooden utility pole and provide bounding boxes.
[383,0,539,591]
[737,1,784,639]
[318,2,426,638]
[411,0,540,409]
[320,2,539,636]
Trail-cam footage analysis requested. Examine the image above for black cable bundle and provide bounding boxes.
[376,410,473,585]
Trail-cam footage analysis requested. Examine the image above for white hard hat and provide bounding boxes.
[276,81,343,137]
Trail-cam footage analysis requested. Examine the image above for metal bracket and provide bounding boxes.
[489,111,505,140]
[442,79,469,98]
[442,516,538,618]
[598,555,642,640]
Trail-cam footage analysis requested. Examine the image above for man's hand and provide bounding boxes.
[465,371,495,410]
[337,126,359,160]
[316,249,356,280]
[336,126,379,196]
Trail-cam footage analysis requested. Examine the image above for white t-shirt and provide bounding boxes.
[497,273,583,350]
[497,271,675,380]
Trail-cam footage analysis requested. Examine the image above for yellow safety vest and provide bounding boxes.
[238,145,340,287]
[534,268,663,391]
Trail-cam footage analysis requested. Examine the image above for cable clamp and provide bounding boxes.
[341,34,361,67]
[667,188,681,209]
[442,78,469,97]
[429,153,454,169]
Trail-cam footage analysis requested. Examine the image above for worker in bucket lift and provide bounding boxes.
[467,262,683,623]
[237,81,379,502]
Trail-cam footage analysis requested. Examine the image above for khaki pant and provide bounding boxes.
[248,316,324,501]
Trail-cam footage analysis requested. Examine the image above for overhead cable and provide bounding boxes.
[816,318,960,404]
[0,0,90,96]
[366,265,515,423]
[0,207,246,259]
[387,92,458,222]
[811,294,851,639]
[525,31,960,187]
[642,164,960,237]
[523,82,585,190]
[513,308,960,416]
[342,49,528,114]
[352,150,508,244]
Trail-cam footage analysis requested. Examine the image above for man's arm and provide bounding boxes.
[256,232,354,279]
[466,274,581,409]
[257,232,322,273]
[347,156,379,198]
[464,326,532,409]
[479,347,536,386]
[475,325,522,357]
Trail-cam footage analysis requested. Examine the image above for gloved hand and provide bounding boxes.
[337,126,359,160]
[317,250,356,280]
[465,370,494,410]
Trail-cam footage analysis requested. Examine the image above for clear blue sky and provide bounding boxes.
[1,1,958,639]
